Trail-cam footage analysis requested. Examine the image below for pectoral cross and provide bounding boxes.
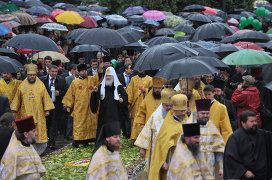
[27,92,35,100]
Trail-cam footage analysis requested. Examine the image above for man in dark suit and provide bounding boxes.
[43,56,53,75]
[87,59,98,76]
[0,95,10,117]
[118,63,132,89]
[40,65,67,150]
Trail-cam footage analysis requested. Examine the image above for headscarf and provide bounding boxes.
[100,67,121,100]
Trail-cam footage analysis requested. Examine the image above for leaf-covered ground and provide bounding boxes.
[42,137,142,179]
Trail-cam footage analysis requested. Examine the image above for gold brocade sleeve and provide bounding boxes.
[10,87,21,112]
[62,81,76,108]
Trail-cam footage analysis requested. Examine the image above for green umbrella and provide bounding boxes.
[163,15,185,28]
[222,49,272,65]
[0,4,19,13]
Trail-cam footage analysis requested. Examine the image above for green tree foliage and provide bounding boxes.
[98,0,254,14]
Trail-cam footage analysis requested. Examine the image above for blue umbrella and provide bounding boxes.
[0,24,11,36]
[197,40,217,49]
[143,19,160,26]
[26,6,52,16]
[122,6,148,16]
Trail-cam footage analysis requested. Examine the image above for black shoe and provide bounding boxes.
[72,142,79,148]
[66,136,73,140]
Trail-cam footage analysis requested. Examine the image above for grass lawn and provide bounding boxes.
[42,137,142,179]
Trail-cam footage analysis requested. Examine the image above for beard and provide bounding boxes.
[244,125,258,134]
[138,72,146,78]
[27,137,36,144]
[105,140,120,152]
[162,108,169,118]
[214,94,222,101]
[105,79,114,87]
[187,143,200,157]
[197,117,208,125]
[153,90,161,99]
[194,80,200,89]
[27,78,36,84]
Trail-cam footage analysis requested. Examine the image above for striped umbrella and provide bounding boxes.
[1,21,21,29]
[13,12,37,25]
[0,14,18,23]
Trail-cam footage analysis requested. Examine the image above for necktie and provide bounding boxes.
[125,75,129,87]
[50,78,55,88]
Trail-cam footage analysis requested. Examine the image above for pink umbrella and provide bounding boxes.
[52,10,65,17]
[142,10,166,21]
[79,15,98,28]
[35,17,53,23]
[201,6,217,15]
[233,29,253,35]
[230,25,239,31]
[228,18,239,25]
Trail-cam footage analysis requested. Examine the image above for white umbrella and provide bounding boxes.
[40,23,68,31]
[32,51,70,63]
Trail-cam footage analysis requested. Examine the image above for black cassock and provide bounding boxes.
[90,84,129,151]
[223,128,272,180]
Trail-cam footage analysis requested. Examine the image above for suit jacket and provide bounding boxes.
[0,95,10,117]
[118,73,131,88]
[40,75,67,107]
[87,68,98,76]
[65,75,76,87]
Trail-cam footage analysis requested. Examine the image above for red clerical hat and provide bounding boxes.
[15,116,36,133]
[195,99,211,112]
[250,67,262,78]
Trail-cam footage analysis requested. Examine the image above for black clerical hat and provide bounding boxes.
[77,64,87,72]
[183,123,200,137]
[103,56,111,62]
[213,79,225,91]
[103,122,121,138]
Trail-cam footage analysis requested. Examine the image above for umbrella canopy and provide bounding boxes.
[6,34,61,52]
[122,6,148,16]
[172,24,195,34]
[27,0,53,11]
[146,36,178,46]
[1,21,21,29]
[155,57,218,80]
[201,6,217,15]
[143,19,160,26]
[163,15,185,27]
[189,22,235,42]
[75,28,128,48]
[233,42,264,51]
[210,44,242,59]
[79,15,98,28]
[193,47,220,58]
[0,48,21,60]
[55,11,85,24]
[227,18,239,25]
[154,28,176,36]
[32,51,69,63]
[0,24,11,35]
[193,56,229,68]
[142,10,166,21]
[66,28,88,40]
[180,41,205,48]
[237,31,270,43]
[54,3,75,10]
[134,43,199,71]
[124,41,147,48]
[52,10,65,17]
[106,15,128,25]
[240,11,256,18]
[70,45,107,53]
[0,55,21,73]
[17,48,39,54]
[0,3,19,13]
[258,40,272,50]
[127,15,146,22]
[26,6,52,16]
[13,12,37,25]
[233,29,253,35]
[89,6,109,12]
[0,14,18,22]
[205,14,223,22]
[34,16,53,23]
[265,81,272,91]
[40,23,68,31]
[187,14,212,23]
[182,5,206,12]
[175,35,190,42]
[117,27,144,44]
[222,49,272,65]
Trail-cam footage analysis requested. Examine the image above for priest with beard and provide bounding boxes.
[224,110,272,180]
[167,123,214,180]
[91,67,128,153]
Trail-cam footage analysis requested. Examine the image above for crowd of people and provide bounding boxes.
[0,1,272,180]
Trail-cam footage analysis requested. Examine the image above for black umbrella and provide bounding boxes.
[0,1,6,6]
[182,5,206,12]
[75,28,129,48]
[175,35,190,42]
[124,41,147,48]
[210,44,242,59]
[134,43,199,71]
[0,48,20,60]
[228,14,241,20]
[26,6,52,16]
[70,45,107,53]
[257,41,272,50]
[154,28,176,36]
[66,28,88,40]
[193,56,229,68]
[89,6,109,12]
[187,14,212,23]
[12,1,28,8]
[127,15,146,22]
[180,41,205,48]
[0,56,21,73]
[238,31,270,43]
[229,8,245,14]
[146,36,178,46]
[172,24,195,34]
[3,56,23,68]
[117,27,145,44]
[193,47,220,58]
[5,34,61,52]
[155,57,218,80]
[189,22,235,42]
[27,0,53,11]
[240,11,257,18]
[220,34,239,43]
